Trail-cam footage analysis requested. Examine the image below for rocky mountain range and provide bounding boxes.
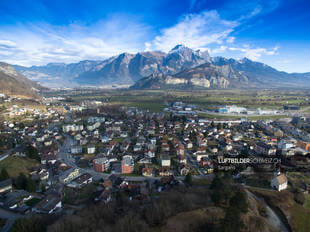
[131,62,249,89]
[11,44,310,89]
[133,56,310,89]
[14,45,211,87]
[0,62,43,99]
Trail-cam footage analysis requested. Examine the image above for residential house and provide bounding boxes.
[255,142,276,155]
[44,140,52,146]
[67,173,93,188]
[12,147,26,157]
[297,141,310,152]
[146,149,155,158]
[134,144,142,152]
[59,168,79,184]
[30,167,49,181]
[121,155,134,174]
[150,138,156,145]
[177,144,185,156]
[196,153,209,162]
[33,194,61,214]
[87,145,96,154]
[178,155,187,164]
[185,140,193,149]
[2,190,32,209]
[71,146,82,154]
[0,179,12,194]
[271,173,288,191]
[93,157,109,172]
[160,154,171,167]
[142,167,153,177]
[87,122,101,131]
[159,167,173,176]
[98,189,112,204]
[62,124,83,133]
[179,165,190,176]
[278,140,295,150]
[41,152,57,165]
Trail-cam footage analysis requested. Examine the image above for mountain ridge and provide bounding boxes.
[14,45,211,87]
[0,62,43,99]
[12,44,310,89]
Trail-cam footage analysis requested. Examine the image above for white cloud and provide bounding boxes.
[0,40,17,48]
[228,45,279,60]
[0,16,151,66]
[226,36,235,44]
[148,10,239,52]
[144,42,151,52]
[0,8,281,67]
[211,45,228,54]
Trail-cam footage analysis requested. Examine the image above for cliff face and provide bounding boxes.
[132,63,248,89]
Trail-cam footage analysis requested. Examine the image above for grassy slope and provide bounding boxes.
[162,207,225,232]
[290,203,310,232]
[304,195,310,210]
[251,188,310,232]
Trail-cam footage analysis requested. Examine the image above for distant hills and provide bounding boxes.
[11,44,310,89]
[0,62,43,99]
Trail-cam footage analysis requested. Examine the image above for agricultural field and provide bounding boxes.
[56,89,310,114]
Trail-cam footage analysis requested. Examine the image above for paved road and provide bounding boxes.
[0,149,12,162]
[185,151,204,175]
[0,208,24,232]
[0,146,21,162]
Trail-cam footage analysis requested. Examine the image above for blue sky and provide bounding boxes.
[0,0,309,72]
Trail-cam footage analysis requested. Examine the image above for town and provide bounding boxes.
[0,90,310,231]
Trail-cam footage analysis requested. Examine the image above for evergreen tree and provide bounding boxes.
[26,178,36,192]
[230,191,248,213]
[184,173,192,186]
[221,207,243,232]
[11,217,45,232]
[0,168,9,181]
[15,173,36,192]
[41,184,46,193]
[25,145,40,161]
[211,175,232,206]
[15,173,28,190]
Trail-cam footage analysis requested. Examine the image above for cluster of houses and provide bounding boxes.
[0,178,62,214]
[1,96,310,220]
[59,105,310,182]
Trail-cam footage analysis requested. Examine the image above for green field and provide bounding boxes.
[304,195,310,210]
[51,89,310,113]
[0,156,39,178]
[290,203,310,232]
